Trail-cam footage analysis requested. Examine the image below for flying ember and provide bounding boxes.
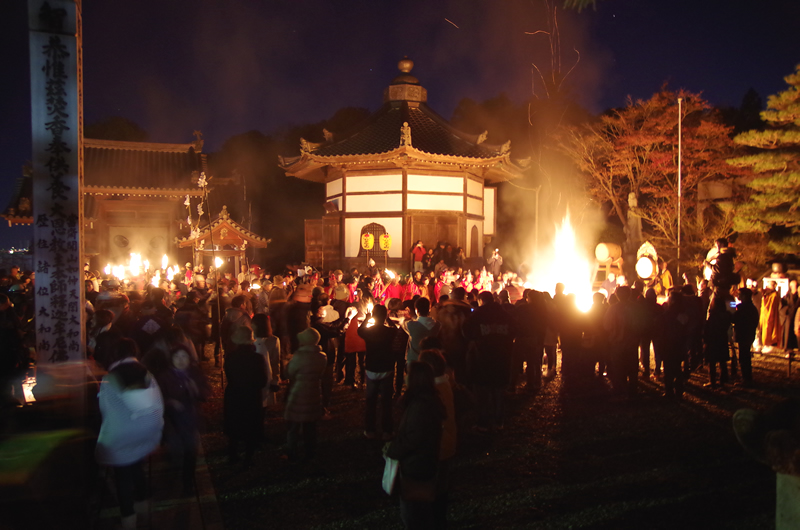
[527,209,595,312]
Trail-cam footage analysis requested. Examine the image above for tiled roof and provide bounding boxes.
[311,102,503,159]
[84,139,202,189]
[2,175,33,223]
[176,206,270,248]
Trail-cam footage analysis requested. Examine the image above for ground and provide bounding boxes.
[199,353,797,529]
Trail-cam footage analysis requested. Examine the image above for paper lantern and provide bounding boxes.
[379,233,392,251]
[361,232,375,250]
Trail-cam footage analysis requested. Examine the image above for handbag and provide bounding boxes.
[382,455,399,495]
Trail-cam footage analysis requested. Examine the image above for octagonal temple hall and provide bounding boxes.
[280,58,524,272]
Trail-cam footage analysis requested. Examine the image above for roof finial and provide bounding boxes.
[398,56,414,73]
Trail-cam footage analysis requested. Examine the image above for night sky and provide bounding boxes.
[1,0,798,250]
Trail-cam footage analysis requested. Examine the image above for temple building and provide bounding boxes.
[280,58,524,272]
[3,136,206,270]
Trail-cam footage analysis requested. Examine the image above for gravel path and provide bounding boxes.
[199,351,797,529]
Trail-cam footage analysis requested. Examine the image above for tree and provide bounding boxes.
[559,87,747,268]
[728,64,800,254]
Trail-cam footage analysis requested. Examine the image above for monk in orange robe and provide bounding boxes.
[760,281,782,352]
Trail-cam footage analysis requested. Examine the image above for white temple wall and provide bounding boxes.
[466,178,483,198]
[344,216,403,258]
[484,187,496,235]
[407,193,463,212]
[326,178,342,197]
[346,174,402,193]
[407,174,463,193]
[345,193,403,212]
[466,197,483,216]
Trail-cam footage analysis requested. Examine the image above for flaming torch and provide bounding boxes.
[162,254,169,271]
[366,301,375,327]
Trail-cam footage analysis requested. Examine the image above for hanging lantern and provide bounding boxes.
[379,233,392,251]
[361,232,375,250]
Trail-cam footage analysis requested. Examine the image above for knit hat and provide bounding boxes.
[334,284,350,301]
[297,327,321,348]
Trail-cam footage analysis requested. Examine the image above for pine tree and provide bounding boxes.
[729,64,800,254]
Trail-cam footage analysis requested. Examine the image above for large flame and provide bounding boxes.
[527,209,594,312]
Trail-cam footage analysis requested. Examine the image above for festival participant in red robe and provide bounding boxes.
[384,275,403,301]
[403,276,421,301]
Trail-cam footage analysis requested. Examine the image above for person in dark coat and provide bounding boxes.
[386,361,446,529]
[638,288,663,378]
[175,292,210,361]
[434,287,472,384]
[704,297,732,389]
[358,305,398,439]
[782,279,800,352]
[732,288,760,385]
[513,290,548,391]
[223,326,267,465]
[604,286,643,398]
[583,292,609,377]
[463,291,517,430]
[658,291,689,398]
[681,284,705,374]
[156,347,210,494]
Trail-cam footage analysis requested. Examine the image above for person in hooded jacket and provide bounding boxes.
[284,326,328,462]
[95,338,164,530]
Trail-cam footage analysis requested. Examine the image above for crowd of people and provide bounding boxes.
[3,235,800,528]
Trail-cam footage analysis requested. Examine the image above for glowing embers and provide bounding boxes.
[527,209,594,312]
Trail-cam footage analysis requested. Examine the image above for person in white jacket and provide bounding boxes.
[96,338,164,530]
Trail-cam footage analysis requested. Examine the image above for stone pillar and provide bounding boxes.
[29,0,85,365]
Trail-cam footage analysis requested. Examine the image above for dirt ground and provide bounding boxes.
[199,352,798,529]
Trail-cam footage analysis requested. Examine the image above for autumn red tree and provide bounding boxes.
[559,87,748,269]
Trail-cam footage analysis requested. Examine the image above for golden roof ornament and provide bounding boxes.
[477,131,488,145]
[398,57,414,73]
[400,122,412,147]
[501,140,511,155]
[220,205,229,219]
[300,138,311,155]
[323,128,333,142]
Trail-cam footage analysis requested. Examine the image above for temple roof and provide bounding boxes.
[176,206,270,250]
[84,138,203,189]
[2,138,205,226]
[2,173,33,226]
[281,59,523,183]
